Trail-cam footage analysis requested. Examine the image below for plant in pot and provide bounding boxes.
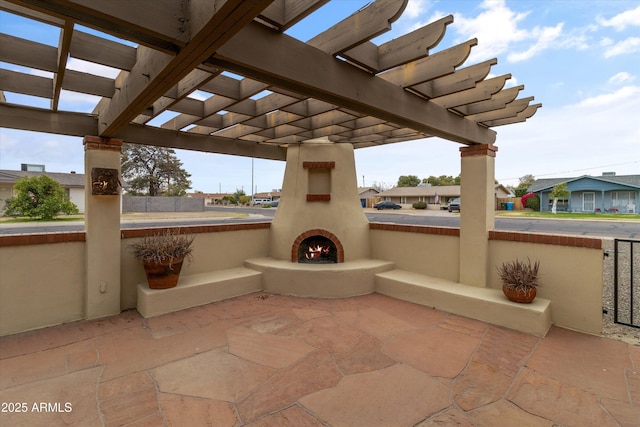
[129,229,195,289]
[497,258,540,303]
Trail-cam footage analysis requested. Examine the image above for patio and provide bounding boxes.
[1,292,638,426]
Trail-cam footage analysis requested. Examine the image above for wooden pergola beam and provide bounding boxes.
[96,0,275,137]
[210,22,495,145]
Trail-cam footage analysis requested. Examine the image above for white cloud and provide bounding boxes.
[404,0,431,19]
[507,23,563,62]
[573,85,640,108]
[452,0,529,61]
[495,86,640,186]
[446,0,567,64]
[58,89,102,109]
[603,36,640,57]
[597,5,640,31]
[608,71,636,85]
[66,58,120,78]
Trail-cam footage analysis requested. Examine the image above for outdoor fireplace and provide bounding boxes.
[291,229,344,263]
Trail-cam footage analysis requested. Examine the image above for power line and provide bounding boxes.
[497,160,640,182]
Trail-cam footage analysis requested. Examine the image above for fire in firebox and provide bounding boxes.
[298,236,337,263]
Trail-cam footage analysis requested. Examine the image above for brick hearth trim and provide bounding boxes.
[291,229,344,263]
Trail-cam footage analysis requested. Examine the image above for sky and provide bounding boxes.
[0,0,639,194]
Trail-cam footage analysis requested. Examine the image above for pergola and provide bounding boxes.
[0,0,539,157]
[0,0,548,326]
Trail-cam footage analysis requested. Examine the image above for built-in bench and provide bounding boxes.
[375,269,552,336]
[137,267,262,318]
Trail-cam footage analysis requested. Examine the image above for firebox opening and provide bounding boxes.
[298,236,338,263]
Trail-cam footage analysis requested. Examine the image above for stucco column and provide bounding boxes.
[83,136,122,319]
[459,144,497,287]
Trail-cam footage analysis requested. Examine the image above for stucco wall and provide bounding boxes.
[120,227,271,309]
[371,224,604,334]
[0,241,85,335]
[370,228,460,282]
[488,240,603,334]
[0,224,604,337]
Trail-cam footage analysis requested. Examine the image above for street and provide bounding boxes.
[1,207,638,239]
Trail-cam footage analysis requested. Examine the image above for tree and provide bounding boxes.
[423,175,461,186]
[397,175,421,187]
[550,183,570,214]
[514,174,536,197]
[121,144,191,196]
[3,175,79,220]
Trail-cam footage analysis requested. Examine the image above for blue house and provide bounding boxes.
[527,173,639,213]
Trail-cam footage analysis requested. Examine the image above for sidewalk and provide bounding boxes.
[0,292,637,426]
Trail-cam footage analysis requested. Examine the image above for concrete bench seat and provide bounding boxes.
[375,269,552,336]
[137,267,262,318]
[245,257,395,298]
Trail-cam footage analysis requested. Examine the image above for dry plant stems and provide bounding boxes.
[129,230,195,267]
[497,258,540,293]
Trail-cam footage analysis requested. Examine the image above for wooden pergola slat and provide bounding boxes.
[0,0,540,158]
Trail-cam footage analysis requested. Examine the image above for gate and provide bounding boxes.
[614,239,640,328]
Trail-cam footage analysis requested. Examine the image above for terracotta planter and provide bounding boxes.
[143,257,184,289]
[502,284,536,303]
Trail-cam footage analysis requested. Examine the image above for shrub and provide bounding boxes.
[521,193,540,211]
[128,230,195,265]
[412,201,427,209]
[3,175,79,220]
[497,258,540,292]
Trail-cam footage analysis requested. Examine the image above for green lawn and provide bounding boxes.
[496,211,640,220]
[0,214,84,223]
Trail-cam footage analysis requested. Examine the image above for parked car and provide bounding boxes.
[448,198,461,212]
[374,201,401,210]
[252,198,272,205]
[270,199,279,207]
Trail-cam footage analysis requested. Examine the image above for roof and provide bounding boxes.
[379,183,510,197]
[358,187,380,195]
[0,170,85,187]
[0,0,540,160]
[528,174,640,192]
[378,185,461,197]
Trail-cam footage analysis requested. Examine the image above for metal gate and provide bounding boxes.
[614,239,640,328]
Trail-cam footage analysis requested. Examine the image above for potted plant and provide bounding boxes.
[497,258,540,303]
[129,229,195,289]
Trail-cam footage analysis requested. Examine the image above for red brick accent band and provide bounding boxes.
[0,232,86,246]
[369,222,460,236]
[303,161,335,169]
[121,222,270,239]
[291,229,344,262]
[370,223,603,249]
[489,230,602,249]
[460,144,498,158]
[306,194,331,202]
[83,135,123,152]
[0,223,271,247]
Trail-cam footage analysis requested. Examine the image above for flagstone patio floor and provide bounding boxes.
[1,292,638,426]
